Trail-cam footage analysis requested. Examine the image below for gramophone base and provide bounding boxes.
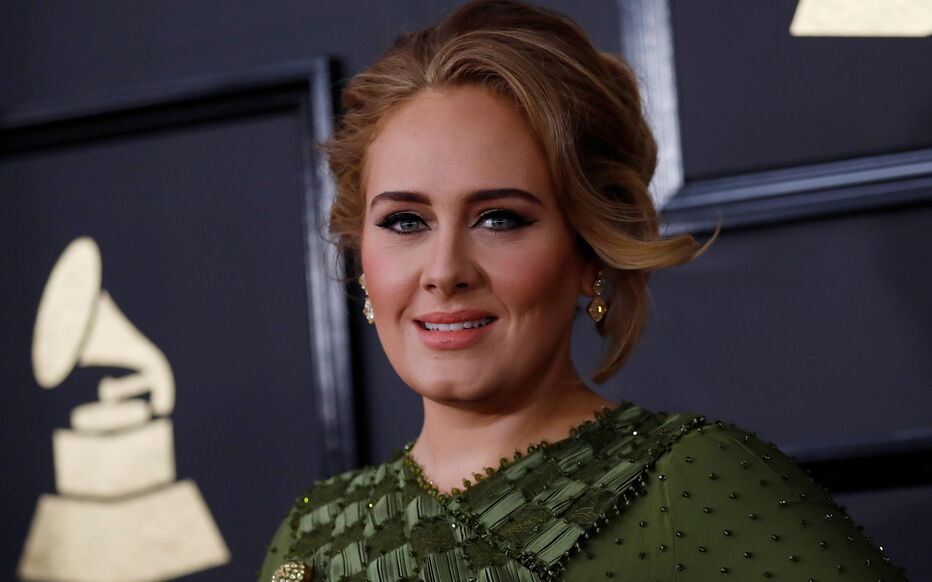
[17,479,229,582]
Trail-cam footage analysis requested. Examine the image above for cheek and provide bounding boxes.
[486,235,582,313]
[360,242,416,317]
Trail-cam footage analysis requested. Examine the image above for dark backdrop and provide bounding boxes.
[2,0,929,579]
[0,110,326,581]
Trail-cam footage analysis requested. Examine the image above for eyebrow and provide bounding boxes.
[369,188,544,210]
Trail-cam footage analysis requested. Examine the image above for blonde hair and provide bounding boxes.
[324,0,709,382]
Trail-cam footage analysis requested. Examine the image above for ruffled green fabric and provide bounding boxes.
[259,403,905,582]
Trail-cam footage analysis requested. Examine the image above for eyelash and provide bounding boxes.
[375,209,537,235]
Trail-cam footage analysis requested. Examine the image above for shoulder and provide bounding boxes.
[657,419,822,492]
[257,457,401,582]
[646,419,904,580]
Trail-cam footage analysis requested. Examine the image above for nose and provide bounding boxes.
[420,227,482,296]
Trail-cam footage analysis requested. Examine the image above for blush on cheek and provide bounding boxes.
[492,249,578,309]
[361,250,406,320]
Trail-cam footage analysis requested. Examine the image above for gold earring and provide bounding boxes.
[359,274,374,324]
[587,271,608,323]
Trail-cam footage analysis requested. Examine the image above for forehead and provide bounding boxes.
[363,86,554,205]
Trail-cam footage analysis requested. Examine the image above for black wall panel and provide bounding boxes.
[1,107,329,580]
[671,0,932,179]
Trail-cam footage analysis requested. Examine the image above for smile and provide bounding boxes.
[414,311,497,350]
[418,318,495,331]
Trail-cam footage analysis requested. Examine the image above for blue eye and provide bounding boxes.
[475,210,536,231]
[376,212,427,234]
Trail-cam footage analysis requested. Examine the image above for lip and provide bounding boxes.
[415,310,496,324]
[414,310,497,351]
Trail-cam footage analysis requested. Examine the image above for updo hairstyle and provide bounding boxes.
[324,0,707,382]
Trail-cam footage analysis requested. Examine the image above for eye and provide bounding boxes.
[376,211,428,234]
[474,209,536,231]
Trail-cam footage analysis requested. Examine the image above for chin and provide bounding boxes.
[404,371,502,405]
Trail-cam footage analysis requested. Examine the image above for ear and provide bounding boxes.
[579,258,600,298]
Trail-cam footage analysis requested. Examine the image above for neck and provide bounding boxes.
[409,363,616,493]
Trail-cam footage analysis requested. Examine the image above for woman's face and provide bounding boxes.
[360,86,595,405]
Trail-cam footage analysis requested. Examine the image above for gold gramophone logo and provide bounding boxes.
[18,236,230,582]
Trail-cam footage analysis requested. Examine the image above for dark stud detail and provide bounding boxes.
[659,544,667,552]
[703,506,712,513]
[740,461,750,469]
[639,520,647,527]
[675,530,684,537]
[638,551,646,560]
[614,537,623,545]
[698,546,707,553]
[605,572,613,579]
[729,492,738,500]
[744,552,753,558]
[759,479,769,487]
[763,573,773,578]
[819,540,827,549]
[778,499,788,507]
[836,564,844,572]
[681,491,690,498]
[749,513,758,520]
[660,505,669,513]
[709,473,718,480]
[800,518,808,527]
[658,474,666,481]
[723,529,732,536]
[789,554,799,562]
[771,534,780,542]
[721,567,730,574]
[675,563,684,572]
[685,456,694,463]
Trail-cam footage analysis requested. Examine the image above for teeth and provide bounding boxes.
[422,318,493,331]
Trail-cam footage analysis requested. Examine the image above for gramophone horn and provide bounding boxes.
[31,237,175,416]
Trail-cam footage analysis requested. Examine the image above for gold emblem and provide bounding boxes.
[272,560,312,581]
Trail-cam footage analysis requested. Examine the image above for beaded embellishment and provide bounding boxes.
[403,405,616,499]
[273,403,906,582]
[285,402,706,581]
[271,560,311,582]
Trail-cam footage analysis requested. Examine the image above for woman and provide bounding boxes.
[260,1,904,580]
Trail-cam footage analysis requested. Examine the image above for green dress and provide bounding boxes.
[259,403,905,581]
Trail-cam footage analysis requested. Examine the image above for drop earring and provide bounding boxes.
[359,274,374,324]
[587,271,608,323]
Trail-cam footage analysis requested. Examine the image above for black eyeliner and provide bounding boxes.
[473,209,538,230]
